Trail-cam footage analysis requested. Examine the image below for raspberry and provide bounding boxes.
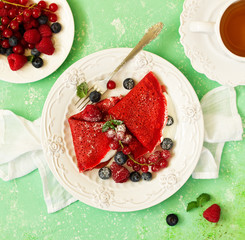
[203,204,221,223]
[24,29,41,44]
[38,24,52,37]
[35,37,55,55]
[7,53,27,71]
[80,105,102,122]
[110,162,130,183]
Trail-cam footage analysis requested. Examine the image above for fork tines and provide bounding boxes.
[75,85,95,111]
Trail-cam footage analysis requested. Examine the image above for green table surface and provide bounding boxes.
[1,0,245,239]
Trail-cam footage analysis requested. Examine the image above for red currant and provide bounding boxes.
[107,80,116,90]
[3,28,13,38]
[49,3,58,12]
[23,9,32,17]
[10,20,19,31]
[109,141,119,150]
[0,2,4,8]
[141,165,149,173]
[16,15,24,23]
[126,159,134,167]
[13,44,24,54]
[31,19,39,28]
[0,25,6,31]
[48,13,57,22]
[133,164,141,172]
[8,9,17,19]
[20,38,28,47]
[159,159,168,168]
[4,4,12,10]
[14,31,22,40]
[122,146,131,155]
[1,16,10,25]
[27,43,35,49]
[19,0,28,5]
[137,156,147,164]
[1,39,10,48]
[32,8,41,18]
[38,1,47,9]
[147,153,159,164]
[151,164,160,172]
[160,150,171,160]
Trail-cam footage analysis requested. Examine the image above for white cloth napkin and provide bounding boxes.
[0,86,243,212]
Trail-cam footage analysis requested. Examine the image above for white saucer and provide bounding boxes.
[179,0,245,87]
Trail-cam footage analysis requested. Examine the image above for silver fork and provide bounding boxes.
[75,22,164,111]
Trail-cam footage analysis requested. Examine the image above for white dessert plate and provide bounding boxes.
[0,0,74,83]
[179,0,245,86]
[41,48,204,212]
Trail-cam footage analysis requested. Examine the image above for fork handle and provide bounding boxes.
[107,22,164,80]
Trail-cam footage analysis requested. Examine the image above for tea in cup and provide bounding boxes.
[190,0,245,61]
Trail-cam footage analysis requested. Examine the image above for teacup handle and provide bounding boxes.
[189,21,215,33]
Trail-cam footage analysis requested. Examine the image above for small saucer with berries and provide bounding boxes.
[0,0,74,83]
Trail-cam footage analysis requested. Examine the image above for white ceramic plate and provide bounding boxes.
[179,0,245,86]
[41,48,204,212]
[0,0,74,83]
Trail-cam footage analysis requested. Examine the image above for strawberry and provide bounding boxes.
[38,24,52,37]
[80,105,102,122]
[35,37,55,55]
[110,162,130,183]
[24,29,41,44]
[7,54,27,71]
[203,204,221,223]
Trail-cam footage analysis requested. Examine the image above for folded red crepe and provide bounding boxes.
[108,71,167,152]
[68,72,167,172]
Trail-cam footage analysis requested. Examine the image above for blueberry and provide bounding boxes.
[89,90,101,103]
[114,151,128,165]
[0,47,6,55]
[160,138,173,150]
[38,15,48,25]
[166,214,178,226]
[5,48,13,56]
[166,115,174,126]
[130,171,141,182]
[51,22,62,33]
[31,48,41,57]
[9,36,18,47]
[32,57,43,68]
[142,172,152,181]
[123,78,135,90]
[98,167,111,180]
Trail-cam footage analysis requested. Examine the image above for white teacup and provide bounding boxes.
[189,0,245,62]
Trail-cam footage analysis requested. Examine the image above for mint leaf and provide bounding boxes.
[102,122,113,132]
[186,201,198,212]
[77,82,88,98]
[111,119,123,125]
[196,193,211,207]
